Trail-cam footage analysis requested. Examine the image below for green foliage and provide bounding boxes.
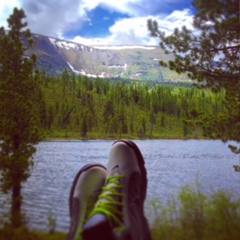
[148,0,240,151]
[0,226,66,240]
[47,212,56,234]
[0,8,43,226]
[39,71,225,141]
[149,184,240,240]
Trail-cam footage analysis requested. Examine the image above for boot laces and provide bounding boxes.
[88,175,125,227]
[76,190,102,240]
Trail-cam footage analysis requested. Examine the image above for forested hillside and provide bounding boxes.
[39,70,225,139]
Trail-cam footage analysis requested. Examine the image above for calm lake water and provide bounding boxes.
[1,140,240,232]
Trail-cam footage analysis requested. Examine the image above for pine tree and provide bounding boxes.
[0,8,43,226]
[148,0,240,150]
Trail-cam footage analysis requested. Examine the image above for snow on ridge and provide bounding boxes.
[48,37,157,52]
[108,64,125,68]
[55,40,79,50]
[67,62,82,75]
[108,63,127,71]
[67,62,105,78]
[49,37,82,50]
[49,37,56,45]
[92,45,157,50]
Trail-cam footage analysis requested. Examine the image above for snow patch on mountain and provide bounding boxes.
[67,62,106,78]
[108,63,127,71]
[67,62,82,74]
[49,37,157,52]
[93,45,157,50]
[49,37,94,52]
[49,38,80,50]
[49,37,56,45]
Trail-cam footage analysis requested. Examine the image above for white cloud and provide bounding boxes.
[72,16,158,46]
[0,0,21,28]
[21,0,88,38]
[1,0,88,38]
[72,36,107,45]
[81,0,187,17]
[0,0,194,46]
[81,0,142,15]
[162,9,194,34]
[72,9,193,46]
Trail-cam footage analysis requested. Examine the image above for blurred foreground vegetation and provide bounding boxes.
[1,183,240,240]
[149,184,240,240]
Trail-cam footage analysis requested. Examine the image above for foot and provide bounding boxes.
[82,140,151,240]
[66,163,107,240]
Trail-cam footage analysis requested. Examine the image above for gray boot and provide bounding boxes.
[83,140,151,240]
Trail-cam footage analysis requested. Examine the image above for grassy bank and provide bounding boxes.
[1,184,240,240]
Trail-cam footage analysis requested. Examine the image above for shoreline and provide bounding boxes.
[42,134,209,142]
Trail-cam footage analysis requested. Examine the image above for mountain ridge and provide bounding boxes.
[25,33,189,82]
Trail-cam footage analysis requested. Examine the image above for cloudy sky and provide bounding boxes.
[0,0,195,46]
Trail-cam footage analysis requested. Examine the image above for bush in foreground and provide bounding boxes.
[1,184,239,240]
[149,184,240,240]
[0,226,65,240]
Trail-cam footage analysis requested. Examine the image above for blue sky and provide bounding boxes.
[0,0,195,46]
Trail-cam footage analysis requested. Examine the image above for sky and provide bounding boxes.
[0,0,195,46]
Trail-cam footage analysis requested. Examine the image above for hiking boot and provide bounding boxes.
[66,163,107,240]
[82,140,152,240]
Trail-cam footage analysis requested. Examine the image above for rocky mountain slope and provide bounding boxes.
[25,33,189,82]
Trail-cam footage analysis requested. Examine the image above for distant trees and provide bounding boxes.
[39,70,225,141]
[148,0,240,151]
[0,8,43,226]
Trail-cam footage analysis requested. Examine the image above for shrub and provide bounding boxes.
[149,184,240,240]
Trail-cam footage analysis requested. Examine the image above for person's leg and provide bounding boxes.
[82,140,152,240]
[66,163,107,240]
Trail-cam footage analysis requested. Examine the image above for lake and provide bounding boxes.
[0,140,239,232]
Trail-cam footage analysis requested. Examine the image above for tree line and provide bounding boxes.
[39,70,225,139]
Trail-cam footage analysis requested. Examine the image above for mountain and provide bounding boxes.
[25,33,189,82]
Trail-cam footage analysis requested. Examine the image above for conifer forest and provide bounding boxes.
[39,70,225,140]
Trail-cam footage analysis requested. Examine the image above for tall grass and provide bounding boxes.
[1,183,240,240]
[149,183,240,240]
[0,226,66,240]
